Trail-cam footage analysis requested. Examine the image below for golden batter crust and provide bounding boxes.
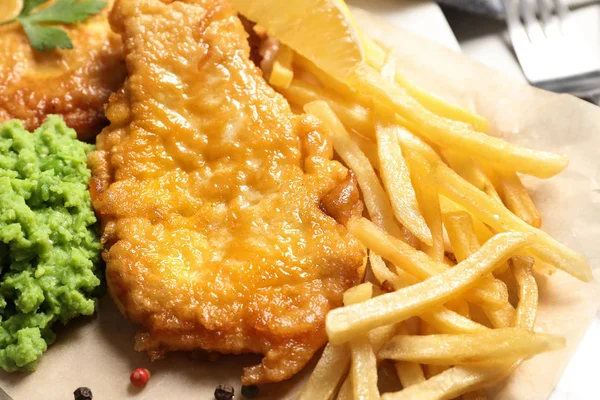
[88,0,365,384]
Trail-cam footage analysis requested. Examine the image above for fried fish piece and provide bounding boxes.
[88,0,366,384]
[0,0,125,141]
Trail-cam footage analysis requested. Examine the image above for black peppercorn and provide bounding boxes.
[214,384,235,400]
[73,387,93,400]
[241,385,259,398]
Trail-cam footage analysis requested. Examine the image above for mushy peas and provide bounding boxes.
[0,116,101,371]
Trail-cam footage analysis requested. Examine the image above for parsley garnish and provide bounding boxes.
[0,0,107,52]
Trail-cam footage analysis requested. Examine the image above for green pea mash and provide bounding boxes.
[0,116,101,372]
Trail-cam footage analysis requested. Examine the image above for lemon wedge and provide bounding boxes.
[231,0,365,79]
[0,0,22,22]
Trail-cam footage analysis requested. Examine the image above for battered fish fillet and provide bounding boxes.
[0,0,125,141]
[88,0,366,384]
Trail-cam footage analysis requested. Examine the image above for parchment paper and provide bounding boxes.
[1,6,599,400]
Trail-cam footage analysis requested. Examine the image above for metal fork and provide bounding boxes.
[505,0,600,98]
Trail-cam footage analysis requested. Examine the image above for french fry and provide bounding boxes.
[345,283,378,400]
[370,252,488,334]
[377,57,441,250]
[370,252,487,334]
[394,75,490,133]
[395,76,490,133]
[486,306,516,329]
[494,262,511,277]
[364,39,490,132]
[383,336,558,400]
[268,44,294,89]
[378,328,565,365]
[531,256,557,275]
[345,283,383,400]
[445,299,470,319]
[380,256,546,400]
[443,211,516,327]
[298,282,379,400]
[349,218,510,311]
[298,283,374,400]
[343,282,376,308]
[349,63,569,178]
[400,224,421,249]
[350,336,379,399]
[420,306,487,334]
[348,217,446,278]
[457,257,539,397]
[371,325,400,354]
[280,17,582,397]
[380,364,510,400]
[394,323,426,388]
[451,160,539,275]
[295,51,428,137]
[296,342,350,400]
[495,171,542,228]
[380,48,397,81]
[284,73,435,162]
[337,323,399,400]
[439,196,495,245]
[336,378,353,400]
[304,101,403,237]
[326,231,533,344]
[396,127,443,165]
[293,52,363,101]
[420,321,450,378]
[433,162,592,281]
[375,116,433,245]
[442,150,501,203]
[344,282,374,306]
[395,361,426,389]
[405,151,444,261]
[442,256,455,267]
[350,132,379,170]
[443,212,482,261]
[281,79,375,137]
[519,249,556,275]
[443,212,509,307]
[512,256,538,330]
[370,251,418,290]
[463,390,487,400]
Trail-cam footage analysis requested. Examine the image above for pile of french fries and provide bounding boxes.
[260,32,592,400]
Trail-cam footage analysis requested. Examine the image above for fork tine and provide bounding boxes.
[521,0,546,42]
[505,0,533,53]
[520,0,536,27]
[553,0,570,33]
[504,0,543,82]
[505,0,526,39]
[538,0,564,39]
[505,0,600,88]
[554,0,570,21]
[537,0,551,31]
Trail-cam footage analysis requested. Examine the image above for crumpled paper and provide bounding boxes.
[1,6,599,400]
